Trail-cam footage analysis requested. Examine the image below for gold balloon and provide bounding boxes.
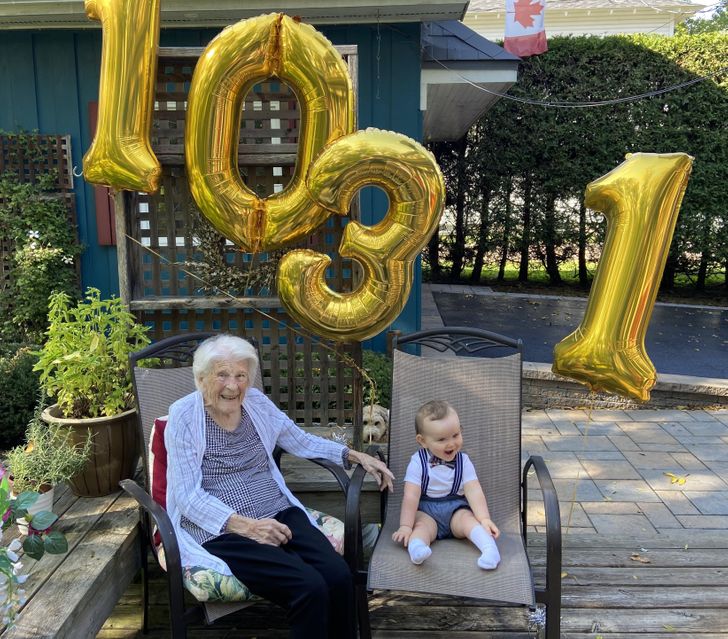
[552,152,693,401]
[277,129,445,342]
[82,0,161,193]
[185,13,354,253]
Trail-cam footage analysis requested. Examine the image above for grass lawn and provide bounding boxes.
[424,263,728,307]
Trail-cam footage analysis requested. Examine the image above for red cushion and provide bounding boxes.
[149,417,168,510]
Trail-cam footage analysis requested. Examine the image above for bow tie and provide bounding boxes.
[429,454,456,469]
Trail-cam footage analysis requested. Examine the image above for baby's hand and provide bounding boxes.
[480,518,500,539]
[392,525,412,546]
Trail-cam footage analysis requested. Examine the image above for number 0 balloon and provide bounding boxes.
[552,153,693,401]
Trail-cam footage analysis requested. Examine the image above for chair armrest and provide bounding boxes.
[344,445,380,575]
[345,462,367,575]
[119,479,184,580]
[307,457,351,494]
[522,455,562,604]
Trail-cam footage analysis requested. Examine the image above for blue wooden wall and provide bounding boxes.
[0,22,423,350]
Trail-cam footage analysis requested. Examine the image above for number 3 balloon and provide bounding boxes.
[278,129,445,341]
[552,152,693,401]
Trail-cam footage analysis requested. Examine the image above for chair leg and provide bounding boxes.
[545,600,560,639]
[140,537,149,634]
[355,583,371,639]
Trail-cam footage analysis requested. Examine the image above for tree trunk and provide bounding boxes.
[449,136,468,282]
[518,175,532,282]
[498,179,513,282]
[544,195,562,284]
[660,251,676,292]
[428,230,441,280]
[578,199,589,287]
[470,185,491,283]
[696,251,708,291]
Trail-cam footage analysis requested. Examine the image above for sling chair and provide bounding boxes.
[360,327,561,638]
[121,332,370,638]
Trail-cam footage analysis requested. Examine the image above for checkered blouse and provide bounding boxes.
[181,408,291,545]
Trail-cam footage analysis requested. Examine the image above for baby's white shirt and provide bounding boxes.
[403,450,478,498]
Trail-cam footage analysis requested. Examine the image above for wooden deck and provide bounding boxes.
[98,529,728,638]
[0,483,139,639]
[4,458,727,638]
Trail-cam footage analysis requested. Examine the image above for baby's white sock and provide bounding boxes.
[407,538,432,565]
[468,525,500,570]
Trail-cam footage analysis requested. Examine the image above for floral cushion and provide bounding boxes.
[156,508,345,603]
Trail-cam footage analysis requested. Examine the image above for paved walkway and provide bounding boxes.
[421,284,728,534]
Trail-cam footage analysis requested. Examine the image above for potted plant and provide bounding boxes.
[5,415,92,527]
[34,288,150,496]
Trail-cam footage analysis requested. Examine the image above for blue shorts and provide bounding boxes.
[418,495,471,539]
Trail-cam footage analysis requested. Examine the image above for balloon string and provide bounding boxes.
[124,233,380,422]
[563,391,595,535]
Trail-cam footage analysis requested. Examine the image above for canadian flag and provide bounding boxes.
[504,0,548,58]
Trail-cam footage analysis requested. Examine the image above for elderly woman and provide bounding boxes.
[165,334,393,639]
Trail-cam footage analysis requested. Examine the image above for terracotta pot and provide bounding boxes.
[41,405,139,497]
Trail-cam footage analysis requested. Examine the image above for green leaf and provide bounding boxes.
[23,533,45,560]
[28,510,58,531]
[14,491,39,510]
[44,530,68,555]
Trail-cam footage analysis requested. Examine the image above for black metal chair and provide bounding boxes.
[121,332,370,637]
[351,327,561,638]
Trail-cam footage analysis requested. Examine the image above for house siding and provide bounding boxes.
[0,22,422,349]
[465,10,681,40]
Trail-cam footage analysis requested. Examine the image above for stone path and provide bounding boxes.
[522,406,728,534]
[421,284,728,534]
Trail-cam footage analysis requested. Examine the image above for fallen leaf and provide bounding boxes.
[630,553,651,564]
[663,471,689,485]
[664,624,676,631]
[561,571,568,578]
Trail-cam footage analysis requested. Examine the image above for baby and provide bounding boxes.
[392,400,501,570]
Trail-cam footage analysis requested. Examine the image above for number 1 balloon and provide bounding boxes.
[552,152,693,401]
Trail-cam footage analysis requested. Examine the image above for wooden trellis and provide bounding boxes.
[0,133,76,308]
[117,46,365,441]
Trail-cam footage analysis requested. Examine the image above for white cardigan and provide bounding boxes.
[164,388,347,575]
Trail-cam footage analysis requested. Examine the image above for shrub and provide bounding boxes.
[362,350,392,408]
[0,347,40,453]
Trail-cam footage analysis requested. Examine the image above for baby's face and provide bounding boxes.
[416,408,463,462]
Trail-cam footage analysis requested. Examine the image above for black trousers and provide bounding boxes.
[203,506,355,639]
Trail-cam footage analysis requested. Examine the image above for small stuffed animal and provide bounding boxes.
[362,404,390,443]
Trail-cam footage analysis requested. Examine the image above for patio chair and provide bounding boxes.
[120,332,370,638]
[363,327,561,638]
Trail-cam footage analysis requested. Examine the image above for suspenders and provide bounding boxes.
[418,449,463,497]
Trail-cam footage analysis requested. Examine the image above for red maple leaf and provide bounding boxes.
[513,0,544,29]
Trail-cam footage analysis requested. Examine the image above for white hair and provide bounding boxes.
[192,334,259,391]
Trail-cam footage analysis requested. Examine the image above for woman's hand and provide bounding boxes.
[227,514,292,546]
[392,525,412,546]
[347,449,395,492]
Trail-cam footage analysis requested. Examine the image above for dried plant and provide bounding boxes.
[180,200,282,298]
